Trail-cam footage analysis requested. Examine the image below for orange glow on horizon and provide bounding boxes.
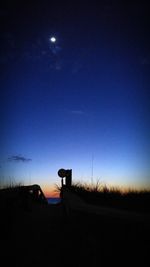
[42,184,60,198]
[40,181,150,198]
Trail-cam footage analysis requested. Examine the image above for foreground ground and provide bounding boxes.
[1,201,150,267]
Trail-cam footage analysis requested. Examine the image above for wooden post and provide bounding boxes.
[65,169,72,188]
[58,168,72,188]
[61,178,64,188]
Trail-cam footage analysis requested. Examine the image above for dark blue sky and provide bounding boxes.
[0,1,150,194]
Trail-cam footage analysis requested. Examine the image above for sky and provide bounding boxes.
[0,0,150,196]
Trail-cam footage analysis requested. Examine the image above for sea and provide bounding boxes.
[47,198,61,204]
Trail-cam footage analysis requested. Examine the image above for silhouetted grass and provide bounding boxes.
[1,181,149,266]
[58,181,150,213]
[0,179,24,190]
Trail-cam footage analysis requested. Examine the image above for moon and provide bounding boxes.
[50,36,56,43]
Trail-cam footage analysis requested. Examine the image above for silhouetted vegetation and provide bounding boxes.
[1,181,150,266]
[0,183,48,239]
[58,181,150,214]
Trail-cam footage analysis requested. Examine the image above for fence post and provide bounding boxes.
[65,169,72,188]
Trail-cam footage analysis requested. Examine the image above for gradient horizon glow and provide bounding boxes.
[0,1,150,196]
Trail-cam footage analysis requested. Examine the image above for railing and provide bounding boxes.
[0,184,48,208]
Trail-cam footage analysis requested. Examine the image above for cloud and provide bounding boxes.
[8,155,32,163]
[49,44,62,55]
[71,110,86,115]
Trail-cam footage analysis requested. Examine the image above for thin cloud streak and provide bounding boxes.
[8,155,32,163]
[71,110,86,115]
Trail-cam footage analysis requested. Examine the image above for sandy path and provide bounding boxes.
[1,202,150,267]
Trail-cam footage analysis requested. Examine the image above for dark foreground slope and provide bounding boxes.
[1,199,150,267]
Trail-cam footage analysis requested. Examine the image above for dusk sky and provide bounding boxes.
[0,1,150,196]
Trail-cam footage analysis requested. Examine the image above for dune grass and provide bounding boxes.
[57,180,150,213]
[0,179,24,190]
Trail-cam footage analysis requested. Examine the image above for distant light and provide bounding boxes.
[50,37,56,43]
